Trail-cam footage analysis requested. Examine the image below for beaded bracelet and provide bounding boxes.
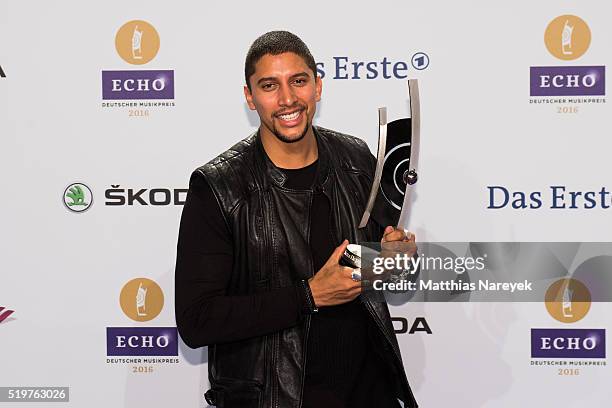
[299,279,319,314]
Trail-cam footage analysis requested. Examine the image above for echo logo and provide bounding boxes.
[102,70,174,100]
[115,20,160,65]
[531,328,605,358]
[544,15,591,61]
[102,20,175,101]
[106,278,178,357]
[530,66,605,96]
[106,327,178,356]
[544,278,591,323]
[530,16,605,98]
[119,278,164,322]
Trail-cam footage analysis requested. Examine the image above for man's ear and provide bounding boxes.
[315,75,322,102]
[244,85,256,110]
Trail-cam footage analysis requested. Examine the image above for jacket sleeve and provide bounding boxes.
[174,176,306,348]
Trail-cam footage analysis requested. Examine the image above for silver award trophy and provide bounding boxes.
[346,80,420,287]
[359,79,420,230]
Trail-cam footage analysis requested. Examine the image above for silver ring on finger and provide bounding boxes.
[403,229,414,240]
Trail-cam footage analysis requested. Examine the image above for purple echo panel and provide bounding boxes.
[531,328,606,358]
[106,327,178,356]
[102,70,174,100]
[530,66,605,96]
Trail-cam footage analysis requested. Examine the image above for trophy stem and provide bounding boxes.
[397,79,420,229]
[358,107,388,228]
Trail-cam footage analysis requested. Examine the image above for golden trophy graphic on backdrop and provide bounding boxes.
[136,282,148,317]
[132,25,144,60]
[561,20,574,55]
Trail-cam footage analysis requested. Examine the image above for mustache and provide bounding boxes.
[273,104,306,116]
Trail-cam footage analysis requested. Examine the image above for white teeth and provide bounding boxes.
[278,111,300,121]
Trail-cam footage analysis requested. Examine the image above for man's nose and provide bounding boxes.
[278,83,297,107]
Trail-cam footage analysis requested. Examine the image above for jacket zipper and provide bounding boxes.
[297,190,315,408]
[262,190,280,408]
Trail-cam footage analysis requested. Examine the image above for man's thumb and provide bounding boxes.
[330,239,349,264]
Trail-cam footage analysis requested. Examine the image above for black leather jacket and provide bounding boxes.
[189,126,417,408]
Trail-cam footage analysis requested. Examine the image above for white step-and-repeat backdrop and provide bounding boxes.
[1,1,610,406]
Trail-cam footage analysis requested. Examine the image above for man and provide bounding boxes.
[175,31,418,408]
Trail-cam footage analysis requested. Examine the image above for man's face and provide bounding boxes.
[244,52,322,144]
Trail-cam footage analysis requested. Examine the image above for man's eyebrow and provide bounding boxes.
[257,76,277,85]
[256,72,310,85]
[290,72,309,79]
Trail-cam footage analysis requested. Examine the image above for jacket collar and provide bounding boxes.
[255,126,331,190]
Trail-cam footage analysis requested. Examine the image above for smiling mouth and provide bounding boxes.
[275,109,303,122]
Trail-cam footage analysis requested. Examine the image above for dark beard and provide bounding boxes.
[272,120,309,144]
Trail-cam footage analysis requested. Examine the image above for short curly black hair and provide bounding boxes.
[245,30,317,91]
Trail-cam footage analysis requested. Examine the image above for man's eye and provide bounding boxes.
[293,79,306,85]
[262,83,276,90]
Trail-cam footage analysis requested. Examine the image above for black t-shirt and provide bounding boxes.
[175,160,400,408]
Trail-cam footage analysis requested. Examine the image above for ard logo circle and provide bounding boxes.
[120,278,164,322]
[115,20,160,65]
[544,278,591,323]
[63,183,93,213]
[544,15,591,61]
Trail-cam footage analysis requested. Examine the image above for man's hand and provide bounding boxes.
[381,226,415,243]
[381,226,417,259]
[308,240,361,308]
